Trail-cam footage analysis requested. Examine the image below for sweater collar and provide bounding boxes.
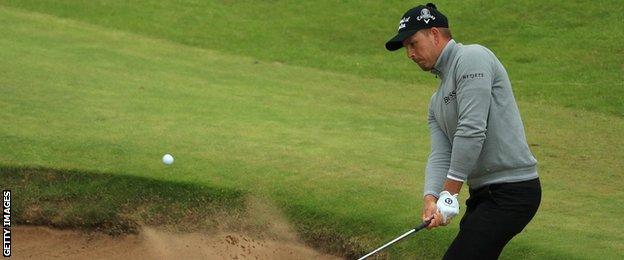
[430,39,457,79]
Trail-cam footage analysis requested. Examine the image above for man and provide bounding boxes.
[385,3,541,259]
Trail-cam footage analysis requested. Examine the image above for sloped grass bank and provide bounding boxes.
[1,165,247,235]
[1,166,368,258]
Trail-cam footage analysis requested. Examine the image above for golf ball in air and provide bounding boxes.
[162,154,174,165]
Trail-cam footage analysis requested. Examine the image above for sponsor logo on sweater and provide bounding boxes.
[444,90,456,104]
[460,73,485,80]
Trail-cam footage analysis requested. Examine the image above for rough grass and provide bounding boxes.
[0,2,622,259]
[1,165,247,235]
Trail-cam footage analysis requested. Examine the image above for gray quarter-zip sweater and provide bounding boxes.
[424,39,538,198]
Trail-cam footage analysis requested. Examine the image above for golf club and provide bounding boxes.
[357,219,431,260]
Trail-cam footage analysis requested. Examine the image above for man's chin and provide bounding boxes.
[413,61,432,71]
[418,65,432,71]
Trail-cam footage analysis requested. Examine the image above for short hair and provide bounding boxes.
[438,28,453,39]
[422,27,453,39]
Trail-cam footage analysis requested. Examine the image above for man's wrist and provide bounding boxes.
[443,178,464,194]
[424,194,438,203]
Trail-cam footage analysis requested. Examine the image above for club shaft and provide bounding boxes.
[357,229,415,260]
[357,221,429,260]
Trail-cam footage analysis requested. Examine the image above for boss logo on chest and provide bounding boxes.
[444,90,456,104]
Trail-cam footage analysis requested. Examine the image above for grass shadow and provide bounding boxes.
[1,165,247,235]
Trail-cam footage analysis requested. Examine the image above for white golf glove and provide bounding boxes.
[436,191,460,224]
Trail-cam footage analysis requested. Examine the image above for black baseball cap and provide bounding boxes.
[385,3,449,51]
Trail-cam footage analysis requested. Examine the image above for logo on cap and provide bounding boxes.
[416,8,436,24]
[398,16,411,30]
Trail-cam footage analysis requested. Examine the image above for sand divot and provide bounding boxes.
[10,197,342,259]
[10,225,341,259]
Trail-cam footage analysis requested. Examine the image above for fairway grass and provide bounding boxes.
[0,5,623,259]
[1,0,622,115]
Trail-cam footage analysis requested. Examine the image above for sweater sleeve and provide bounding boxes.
[446,48,493,181]
[424,101,452,198]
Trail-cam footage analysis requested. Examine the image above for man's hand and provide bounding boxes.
[422,195,445,229]
[436,191,460,224]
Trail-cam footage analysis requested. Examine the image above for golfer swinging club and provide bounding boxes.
[385,3,541,259]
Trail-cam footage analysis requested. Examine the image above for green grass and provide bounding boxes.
[1,165,247,235]
[0,0,622,116]
[0,2,622,259]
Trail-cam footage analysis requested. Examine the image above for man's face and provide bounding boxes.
[402,30,439,71]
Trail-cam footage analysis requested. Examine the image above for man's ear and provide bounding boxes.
[431,27,441,45]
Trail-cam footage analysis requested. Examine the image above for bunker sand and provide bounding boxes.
[11,226,342,259]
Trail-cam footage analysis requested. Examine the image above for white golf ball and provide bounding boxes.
[162,154,174,165]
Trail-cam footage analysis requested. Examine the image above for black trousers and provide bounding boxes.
[443,178,541,260]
